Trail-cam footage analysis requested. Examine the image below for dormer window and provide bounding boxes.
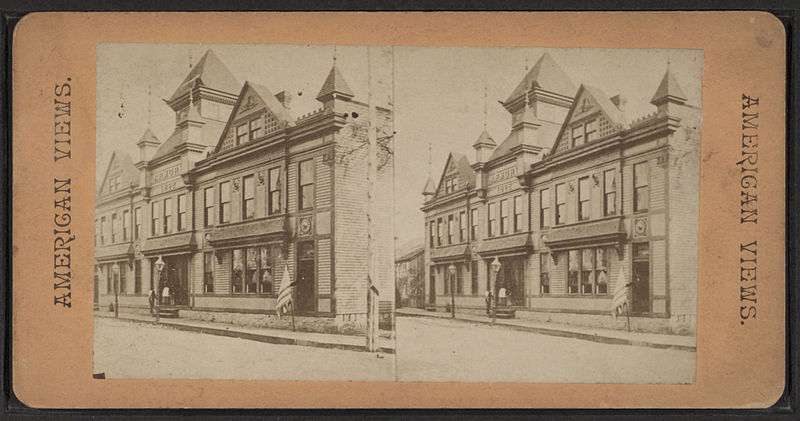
[236,117,265,146]
[444,177,458,194]
[571,119,598,148]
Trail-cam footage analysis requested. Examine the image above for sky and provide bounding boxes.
[97,44,704,249]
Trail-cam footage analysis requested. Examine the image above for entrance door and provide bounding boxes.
[164,255,189,306]
[499,257,525,307]
[428,267,436,304]
[296,259,315,313]
[631,261,650,313]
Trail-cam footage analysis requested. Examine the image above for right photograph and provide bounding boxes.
[392,46,702,384]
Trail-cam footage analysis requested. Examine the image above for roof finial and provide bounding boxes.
[483,83,488,129]
[428,141,432,178]
[524,56,529,72]
[667,57,672,72]
[147,83,152,128]
[333,45,337,65]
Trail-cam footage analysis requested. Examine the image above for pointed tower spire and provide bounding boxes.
[651,64,688,115]
[316,59,355,104]
[147,84,152,128]
[423,142,436,201]
[483,83,488,129]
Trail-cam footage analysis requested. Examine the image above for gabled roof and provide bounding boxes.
[168,50,240,103]
[248,81,294,125]
[650,69,687,105]
[433,152,476,198]
[98,150,139,195]
[472,129,497,148]
[548,84,624,156]
[488,122,562,162]
[504,53,577,105]
[316,64,355,101]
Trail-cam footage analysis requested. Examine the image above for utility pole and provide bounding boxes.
[365,45,379,352]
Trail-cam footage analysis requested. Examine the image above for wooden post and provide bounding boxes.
[290,301,296,332]
[365,45,379,352]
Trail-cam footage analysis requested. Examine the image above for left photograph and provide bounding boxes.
[93,43,397,380]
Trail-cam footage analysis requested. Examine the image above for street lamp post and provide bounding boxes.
[448,264,456,319]
[155,256,165,323]
[491,257,501,323]
[112,262,120,318]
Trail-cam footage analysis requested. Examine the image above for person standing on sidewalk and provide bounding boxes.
[485,290,493,315]
[148,289,155,314]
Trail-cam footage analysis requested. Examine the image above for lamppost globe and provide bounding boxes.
[447,264,456,319]
[111,262,120,318]
[155,256,165,322]
[448,264,456,276]
[155,256,165,273]
[491,257,501,274]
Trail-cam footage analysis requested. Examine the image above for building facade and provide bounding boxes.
[94,50,394,332]
[395,245,425,309]
[421,53,699,334]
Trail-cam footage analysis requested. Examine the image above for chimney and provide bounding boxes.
[275,90,293,109]
[610,94,627,112]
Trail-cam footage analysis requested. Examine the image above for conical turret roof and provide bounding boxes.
[650,69,687,105]
[423,177,436,195]
[472,129,497,148]
[504,53,577,105]
[316,63,355,101]
[168,50,240,103]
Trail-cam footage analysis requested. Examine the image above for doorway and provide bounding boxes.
[631,243,651,314]
[154,255,189,306]
[296,241,316,313]
[428,267,436,304]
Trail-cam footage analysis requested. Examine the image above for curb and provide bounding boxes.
[397,311,696,352]
[96,313,395,355]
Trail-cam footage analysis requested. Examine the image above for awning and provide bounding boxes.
[476,233,533,257]
[207,217,286,248]
[430,245,471,263]
[95,243,135,262]
[543,216,626,251]
[140,232,197,256]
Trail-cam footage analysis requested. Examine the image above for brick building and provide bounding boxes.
[94,49,394,332]
[421,53,699,334]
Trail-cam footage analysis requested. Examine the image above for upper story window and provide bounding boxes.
[540,189,550,228]
[243,175,255,220]
[100,216,106,244]
[459,211,466,242]
[513,195,523,232]
[268,167,281,215]
[578,176,591,221]
[470,209,478,240]
[151,201,159,236]
[134,207,141,240]
[436,218,444,246]
[447,214,455,244]
[571,119,598,148]
[163,197,173,234]
[604,169,617,216]
[249,118,263,140]
[236,117,265,146]
[555,183,566,225]
[634,162,649,212]
[500,199,509,235]
[219,181,231,224]
[299,159,314,210]
[122,210,130,241]
[177,194,187,231]
[204,186,215,227]
[111,213,118,243]
[429,220,435,248]
[487,202,497,237]
[236,123,248,145]
[94,219,99,246]
[444,177,457,194]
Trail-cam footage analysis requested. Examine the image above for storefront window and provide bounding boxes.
[567,250,579,294]
[246,247,259,293]
[204,252,214,293]
[231,249,243,293]
[134,260,141,294]
[456,264,464,295]
[471,261,478,295]
[540,253,550,295]
[596,247,609,294]
[580,248,594,293]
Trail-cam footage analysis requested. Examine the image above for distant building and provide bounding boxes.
[395,244,425,308]
[421,53,699,334]
[94,50,394,333]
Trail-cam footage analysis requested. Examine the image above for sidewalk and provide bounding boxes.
[396,307,696,352]
[95,311,395,354]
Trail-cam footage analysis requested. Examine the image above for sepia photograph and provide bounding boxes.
[93,43,702,384]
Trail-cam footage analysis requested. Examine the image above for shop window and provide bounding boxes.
[231,249,243,293]
[555,183,566,225]
[134,260,142,294]
[471,260,478,296]
[604,169,616,216]
[596,247,609,294]
[259,246,280,294]
[488,202,497,237]
[540,253,550,295]
[540,188,550,228]
[219,181,230,224]
[204,186,215,227]
[448,214,455,244]
[122,210,129,241]
[459,211,466,242]
[203,252,214,293]
[299,159,315,210]
[568,248,608,295]
[268,167,281,215]
[471,209,478,240]
[134,207,141,240]
[163,197,173,234]
[513,195,523,232]
[243,175,255,220]
[578,176,591,221]
[245,247,259,293]
[150,202,159,236]
[580,249,595,293]
[634,162,649,212]
[567,250,579,294]
[177,194,187,231]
